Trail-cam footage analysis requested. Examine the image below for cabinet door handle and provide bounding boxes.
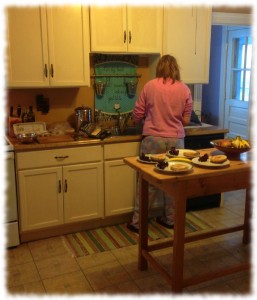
[129,31,132,43]
[58,180,62,193]
[54,155,69,161]
[50,64,54,77]
[64,179,68,192]
[44,64,48,78]
[124,30,126,43]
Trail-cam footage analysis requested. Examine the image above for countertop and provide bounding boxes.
[7,125,229,152]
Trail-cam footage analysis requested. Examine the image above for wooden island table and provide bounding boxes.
[124,148,252,293]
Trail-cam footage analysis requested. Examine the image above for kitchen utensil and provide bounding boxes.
[95,81,106,96]
[126,79,138,96]
[16,132,38,144]
[75,105,93,132]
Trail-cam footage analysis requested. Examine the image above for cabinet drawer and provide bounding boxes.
[104,142,140,159]
[16,146,103,170]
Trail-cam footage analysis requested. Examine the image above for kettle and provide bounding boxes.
[75,105,93,132]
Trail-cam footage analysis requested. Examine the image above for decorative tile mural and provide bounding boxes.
[94,61,140,115]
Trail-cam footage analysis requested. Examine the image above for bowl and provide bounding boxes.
[16,132,38,144]
[210,139,251,155]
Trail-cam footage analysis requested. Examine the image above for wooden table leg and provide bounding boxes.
[138,175,149,270]
[172,184,187,293]
[243,188,251,244]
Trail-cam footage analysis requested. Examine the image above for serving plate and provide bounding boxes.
[166,149,200,159]
[154,161,193,174]
[192,157,230,168]
[137,156,156,164]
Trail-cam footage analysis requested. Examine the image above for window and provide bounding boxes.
[229,32,252,101]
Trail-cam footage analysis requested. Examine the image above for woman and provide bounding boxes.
[127,54,193,233]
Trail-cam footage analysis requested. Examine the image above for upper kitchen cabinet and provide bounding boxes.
[163,6,212,83]
[90,6,163,53]
[7,6,90,88]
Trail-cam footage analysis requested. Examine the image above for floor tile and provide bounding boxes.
[43,270,93,294]
[96,280,141,294]
[6,243,33,267]
[7,262,41,287]
[134,274,172,293]
[82,261,131,290]
[35,253,79,280]
[76,251,117,270]
[28,236,68,261]
[7,281,46,294]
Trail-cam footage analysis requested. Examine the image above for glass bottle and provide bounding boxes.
[22,108,28,123]
[27,106,35,122]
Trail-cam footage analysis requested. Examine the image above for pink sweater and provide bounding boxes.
[133,78,193,138]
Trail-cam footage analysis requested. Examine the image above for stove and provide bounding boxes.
[5,136,14,152]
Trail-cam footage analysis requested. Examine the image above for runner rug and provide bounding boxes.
[63,212,213,257]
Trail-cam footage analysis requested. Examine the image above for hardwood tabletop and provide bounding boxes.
[124,148,252,183]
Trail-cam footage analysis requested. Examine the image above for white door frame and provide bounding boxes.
[211,12,252,130]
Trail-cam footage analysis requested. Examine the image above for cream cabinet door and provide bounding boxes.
[163,7,211,83]
[127,6,163,53]
[63,163,104,223]
[7,6,90,87]
[90,6,127,52]
[18,167,63,232]
[90,6,162,53]
[104,160,137,216]
[7,7,49,87]
[46,6,90,86]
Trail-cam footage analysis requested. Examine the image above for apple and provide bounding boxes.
[219,140,232,148]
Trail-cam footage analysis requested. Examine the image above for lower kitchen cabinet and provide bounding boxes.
[18,167,64,231]
[104,160,137,216]
[63,163,104,223]
[16,146,104,232]
[104,142,140,216]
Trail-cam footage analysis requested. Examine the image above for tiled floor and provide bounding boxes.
[5,190,252,295]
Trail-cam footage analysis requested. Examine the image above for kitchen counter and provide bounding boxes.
[7,125,228,152]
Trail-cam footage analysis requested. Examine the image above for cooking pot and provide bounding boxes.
[75,105,93,132]
[16,133,38,144]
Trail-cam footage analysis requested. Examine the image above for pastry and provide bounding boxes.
[151,153,166,162]
[210,155,227,164]
[183,150,198,158]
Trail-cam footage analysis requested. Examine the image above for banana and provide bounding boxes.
[231,136,251,148]
[241,139,251,148]
[231,136,241,148]
[167,157,192,163]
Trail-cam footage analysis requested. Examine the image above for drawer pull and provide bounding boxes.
[64,179,68,192]
[54,155,69,161]
[58,180,62,193]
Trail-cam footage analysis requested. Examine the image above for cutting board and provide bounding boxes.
[37,135,75,144]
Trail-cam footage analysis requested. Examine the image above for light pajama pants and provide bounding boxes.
[131,136,185,228]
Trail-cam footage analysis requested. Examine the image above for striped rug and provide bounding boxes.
[63,212,213,257]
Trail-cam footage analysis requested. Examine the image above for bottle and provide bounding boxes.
[27,106,35,122]
[21,108,28,123]
[17,104,21,118]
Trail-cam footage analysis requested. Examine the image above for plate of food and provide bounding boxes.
[137,153,168,164]
[137,153,167,164]
[192,154,230,168]
[167,147,200,159]
[154,160,193,174]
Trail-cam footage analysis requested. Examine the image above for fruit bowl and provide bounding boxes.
[210,139,251,155]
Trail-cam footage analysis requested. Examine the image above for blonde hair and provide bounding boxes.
[156,55,181,84]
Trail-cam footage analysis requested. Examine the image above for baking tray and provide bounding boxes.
[13,122,47,136]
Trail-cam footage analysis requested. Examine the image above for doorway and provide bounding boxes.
[202,13,252,140]
[224,27,252,139]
